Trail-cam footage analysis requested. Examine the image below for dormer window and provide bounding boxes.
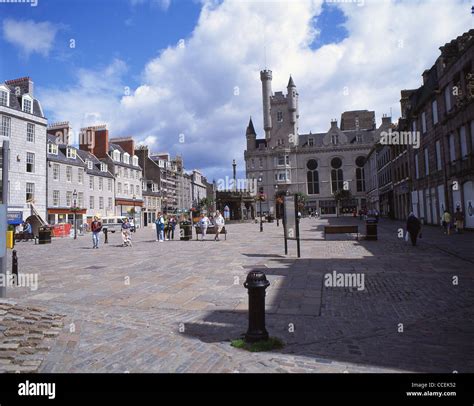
[100,163,107,172]
[0,85,9,107]
[113,150,121,162]
[132,156,138,166]
[47,143,58,155]
[277,111,283,122]
[123,152,130,164]
[331,134,338,145]
[356,134,362,143]
[308,138,314,147]
[66,147,76,159]
[277,139,284,146]
[87,160,93,170]
[22,95,33,114]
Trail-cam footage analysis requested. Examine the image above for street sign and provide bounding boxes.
[7,211,23,225]
[0,204,6,258]
[283,195,301,258]
[284,196,296,240]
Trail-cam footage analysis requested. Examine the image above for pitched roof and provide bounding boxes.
[246,117,256,136]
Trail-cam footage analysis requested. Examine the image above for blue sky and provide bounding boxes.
[0,0,202,90]
[0,0,472,181]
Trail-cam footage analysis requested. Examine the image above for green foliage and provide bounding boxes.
[199,197,215,209]
[333,189,352,202]
[231,337,285,352]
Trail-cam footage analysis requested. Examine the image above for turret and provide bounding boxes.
[260,70,273,140]
[246,117,257,150]
[287,75,297,123]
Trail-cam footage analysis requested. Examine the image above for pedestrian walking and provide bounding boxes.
[199,213,210,241]
[214,211,225,241]
[155,212,165,242]
[406,212,421,246]
[23,221,32,241]
[91,216,102,249]
[167,216,176,240]
[121,218,132,247]
[441,209,452,235]
[454,207,464,234]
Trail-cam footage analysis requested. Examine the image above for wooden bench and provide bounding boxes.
[14,232,34,242]
[195,225,227,240]
[324,225,359,240]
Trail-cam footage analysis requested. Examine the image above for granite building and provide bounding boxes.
[0,77,47,230]
[403,29,474,227]
[244,70,388,216]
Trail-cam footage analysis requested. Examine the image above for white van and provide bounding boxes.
[101,216,128,233]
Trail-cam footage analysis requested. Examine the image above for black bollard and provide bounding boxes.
[103,228,108,244]
[12,250,18,284]
[244,270,270,343]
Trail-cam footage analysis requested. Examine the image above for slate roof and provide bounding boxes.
[47,135,84,167]
[108,143,142,170]
[2,81,44,118]
[76,149,115,178]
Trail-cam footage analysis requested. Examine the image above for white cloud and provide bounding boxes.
[2,19,59,57]
[39,0,473,180]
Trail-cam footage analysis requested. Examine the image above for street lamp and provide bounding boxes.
[72,189,78,240]
[258,177,263,232]
[275,184,280,227]
[132,194,136,231]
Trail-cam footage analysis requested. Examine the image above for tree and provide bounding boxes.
[333,189,352,217]
[199,197,215,210]
[295,192,308,209]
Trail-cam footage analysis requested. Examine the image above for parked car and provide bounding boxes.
[101,216,128,233]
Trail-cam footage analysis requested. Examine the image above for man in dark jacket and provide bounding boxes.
[406,212,421,246]
[91,216,102,249]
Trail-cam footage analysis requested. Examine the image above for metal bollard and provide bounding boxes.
[244,270,270,343]
[12,250,18,284]
[103,228,108,244]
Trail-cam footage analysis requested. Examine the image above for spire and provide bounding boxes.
[287,75,295,88]
[246,117,256,136]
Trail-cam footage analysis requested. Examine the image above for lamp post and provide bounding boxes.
[132,194,136,231]
[258,177,263,232]
[275,184,280,227]
[72,189,78,240]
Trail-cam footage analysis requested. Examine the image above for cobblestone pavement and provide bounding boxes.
[0,300,64,373]
[2,217,474,373]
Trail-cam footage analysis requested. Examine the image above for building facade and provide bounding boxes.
[79,127,144,226]
[404,29,474,227]
[245,70,386,216]
[0,77,47,230]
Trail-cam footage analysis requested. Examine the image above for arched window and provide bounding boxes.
[306,159,319,195]
[331,157,343,192]
[356,156,366,192]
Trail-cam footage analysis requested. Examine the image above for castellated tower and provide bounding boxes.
[260,69,273,140]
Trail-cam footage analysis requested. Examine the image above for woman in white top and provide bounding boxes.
[199,214,210,241]
[214,211,225,241]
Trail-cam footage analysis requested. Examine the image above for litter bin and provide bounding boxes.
[38,227,52,244]
[365,218,377,241]
[180,221,192,241]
